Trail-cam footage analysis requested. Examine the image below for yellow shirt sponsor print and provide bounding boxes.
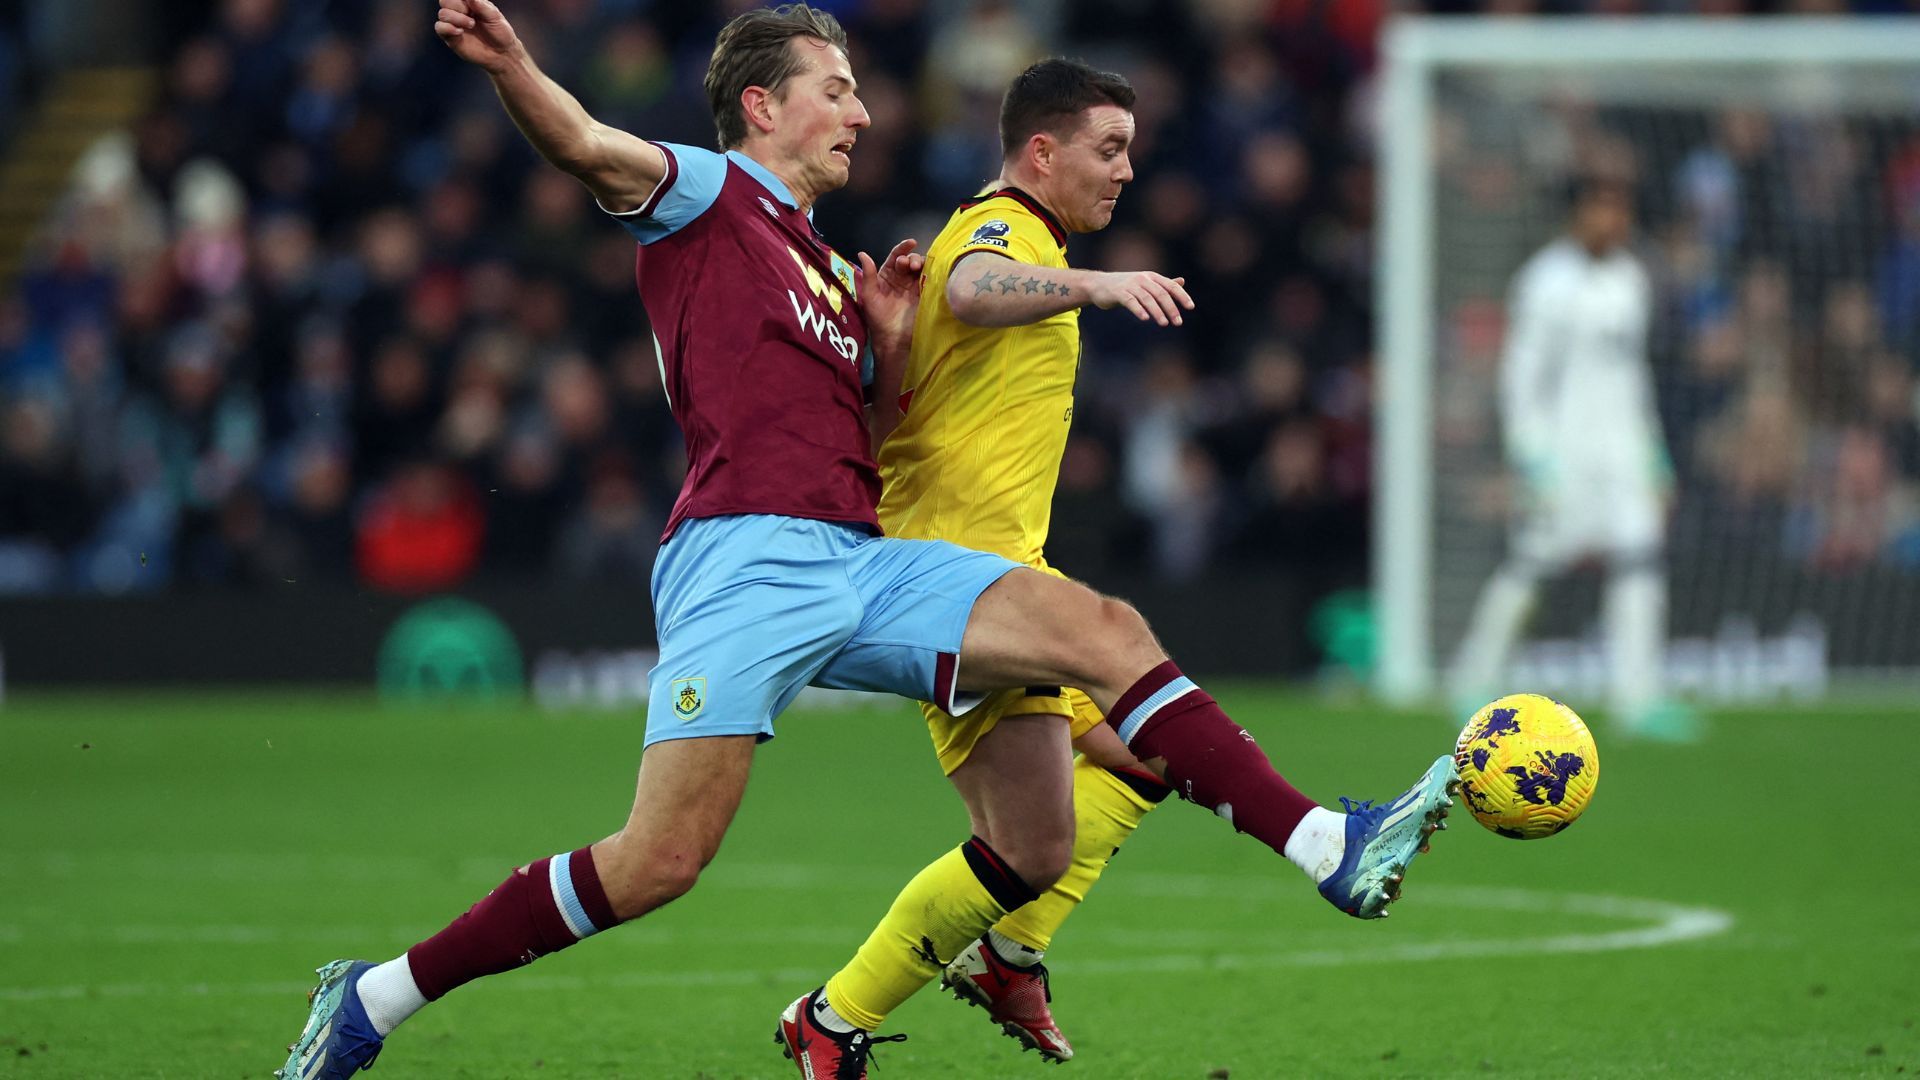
[878,188,1076,568]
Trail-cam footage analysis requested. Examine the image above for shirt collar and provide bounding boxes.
[726,150,808,217]
[964,185,1068,249]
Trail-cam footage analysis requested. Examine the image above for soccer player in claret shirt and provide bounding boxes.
[277,7,1456,1079]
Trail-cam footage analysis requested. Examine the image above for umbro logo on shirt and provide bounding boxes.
[759,197,780,219]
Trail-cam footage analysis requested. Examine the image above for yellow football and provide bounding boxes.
[1454,693,1599,840]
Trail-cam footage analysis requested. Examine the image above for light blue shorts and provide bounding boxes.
[644,514,1021,746]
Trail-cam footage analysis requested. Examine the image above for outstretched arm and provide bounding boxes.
[436,0,665,212]
[946,252,1193,329]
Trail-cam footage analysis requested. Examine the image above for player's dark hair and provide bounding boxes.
[1565,174,1632,212]
[999,57,1136,159]
[705,4,850,150]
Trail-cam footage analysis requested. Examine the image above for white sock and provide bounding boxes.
[987,929,1043,969]
[1605,564,1664,725]
[812,991,859,1034]
[356,954,428,1038]
[1283,806,1348,884]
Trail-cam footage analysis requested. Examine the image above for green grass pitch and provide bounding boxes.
[2,687,1916,1078]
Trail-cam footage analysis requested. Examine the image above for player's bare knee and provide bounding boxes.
[1079,595,1162,683]
[1006,851,1070,895]
[599,834,709,918]
[662,850,709,895]
[996,833,1073,893]
[619,854,704,916]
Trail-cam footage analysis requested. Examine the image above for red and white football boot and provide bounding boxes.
[775,988,907,1079]
[941,937,1073,1063]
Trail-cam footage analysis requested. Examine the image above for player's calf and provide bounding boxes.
[276,845,619,1074]
[406,847,618,1000]
[950,713,1079,895]
[1103,662,1458,916]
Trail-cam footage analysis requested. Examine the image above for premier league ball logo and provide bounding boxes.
[967,219,1012,249]
[1454,694,1599,839]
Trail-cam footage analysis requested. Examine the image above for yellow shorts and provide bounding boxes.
[923,685,1106,775]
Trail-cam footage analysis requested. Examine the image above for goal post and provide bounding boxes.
[1375,17,1920,705]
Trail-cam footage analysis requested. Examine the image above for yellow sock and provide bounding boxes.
[825,839,1037,1031]
[993,756,1164,953]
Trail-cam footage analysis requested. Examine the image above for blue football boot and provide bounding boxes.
[276,960,383,1079]
[1317,755,1459,919]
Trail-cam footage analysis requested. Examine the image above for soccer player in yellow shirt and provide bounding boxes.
[778,56,1454,1080]
[795,57,1199,1065]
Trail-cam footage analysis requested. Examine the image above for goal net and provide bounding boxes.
[1376,18,1920,705]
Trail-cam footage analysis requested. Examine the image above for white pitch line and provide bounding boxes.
[0,885,1731,1003]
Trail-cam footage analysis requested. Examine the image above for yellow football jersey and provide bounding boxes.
[877,187,1076,567]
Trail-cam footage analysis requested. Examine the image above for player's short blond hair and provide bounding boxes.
[705,4,850,150]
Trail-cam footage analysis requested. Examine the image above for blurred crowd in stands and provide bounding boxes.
[3,0,1920,597]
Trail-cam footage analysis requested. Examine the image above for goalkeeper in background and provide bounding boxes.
[1449,177,1700,742]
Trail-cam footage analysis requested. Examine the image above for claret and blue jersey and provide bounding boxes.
[604,143,1022,747]
[607,142,880,542]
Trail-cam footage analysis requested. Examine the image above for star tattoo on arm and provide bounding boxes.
[1041,281,1057,296]
[999,276,1019,294]
[972,269,1001,295]
[1023,278,1040,293]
